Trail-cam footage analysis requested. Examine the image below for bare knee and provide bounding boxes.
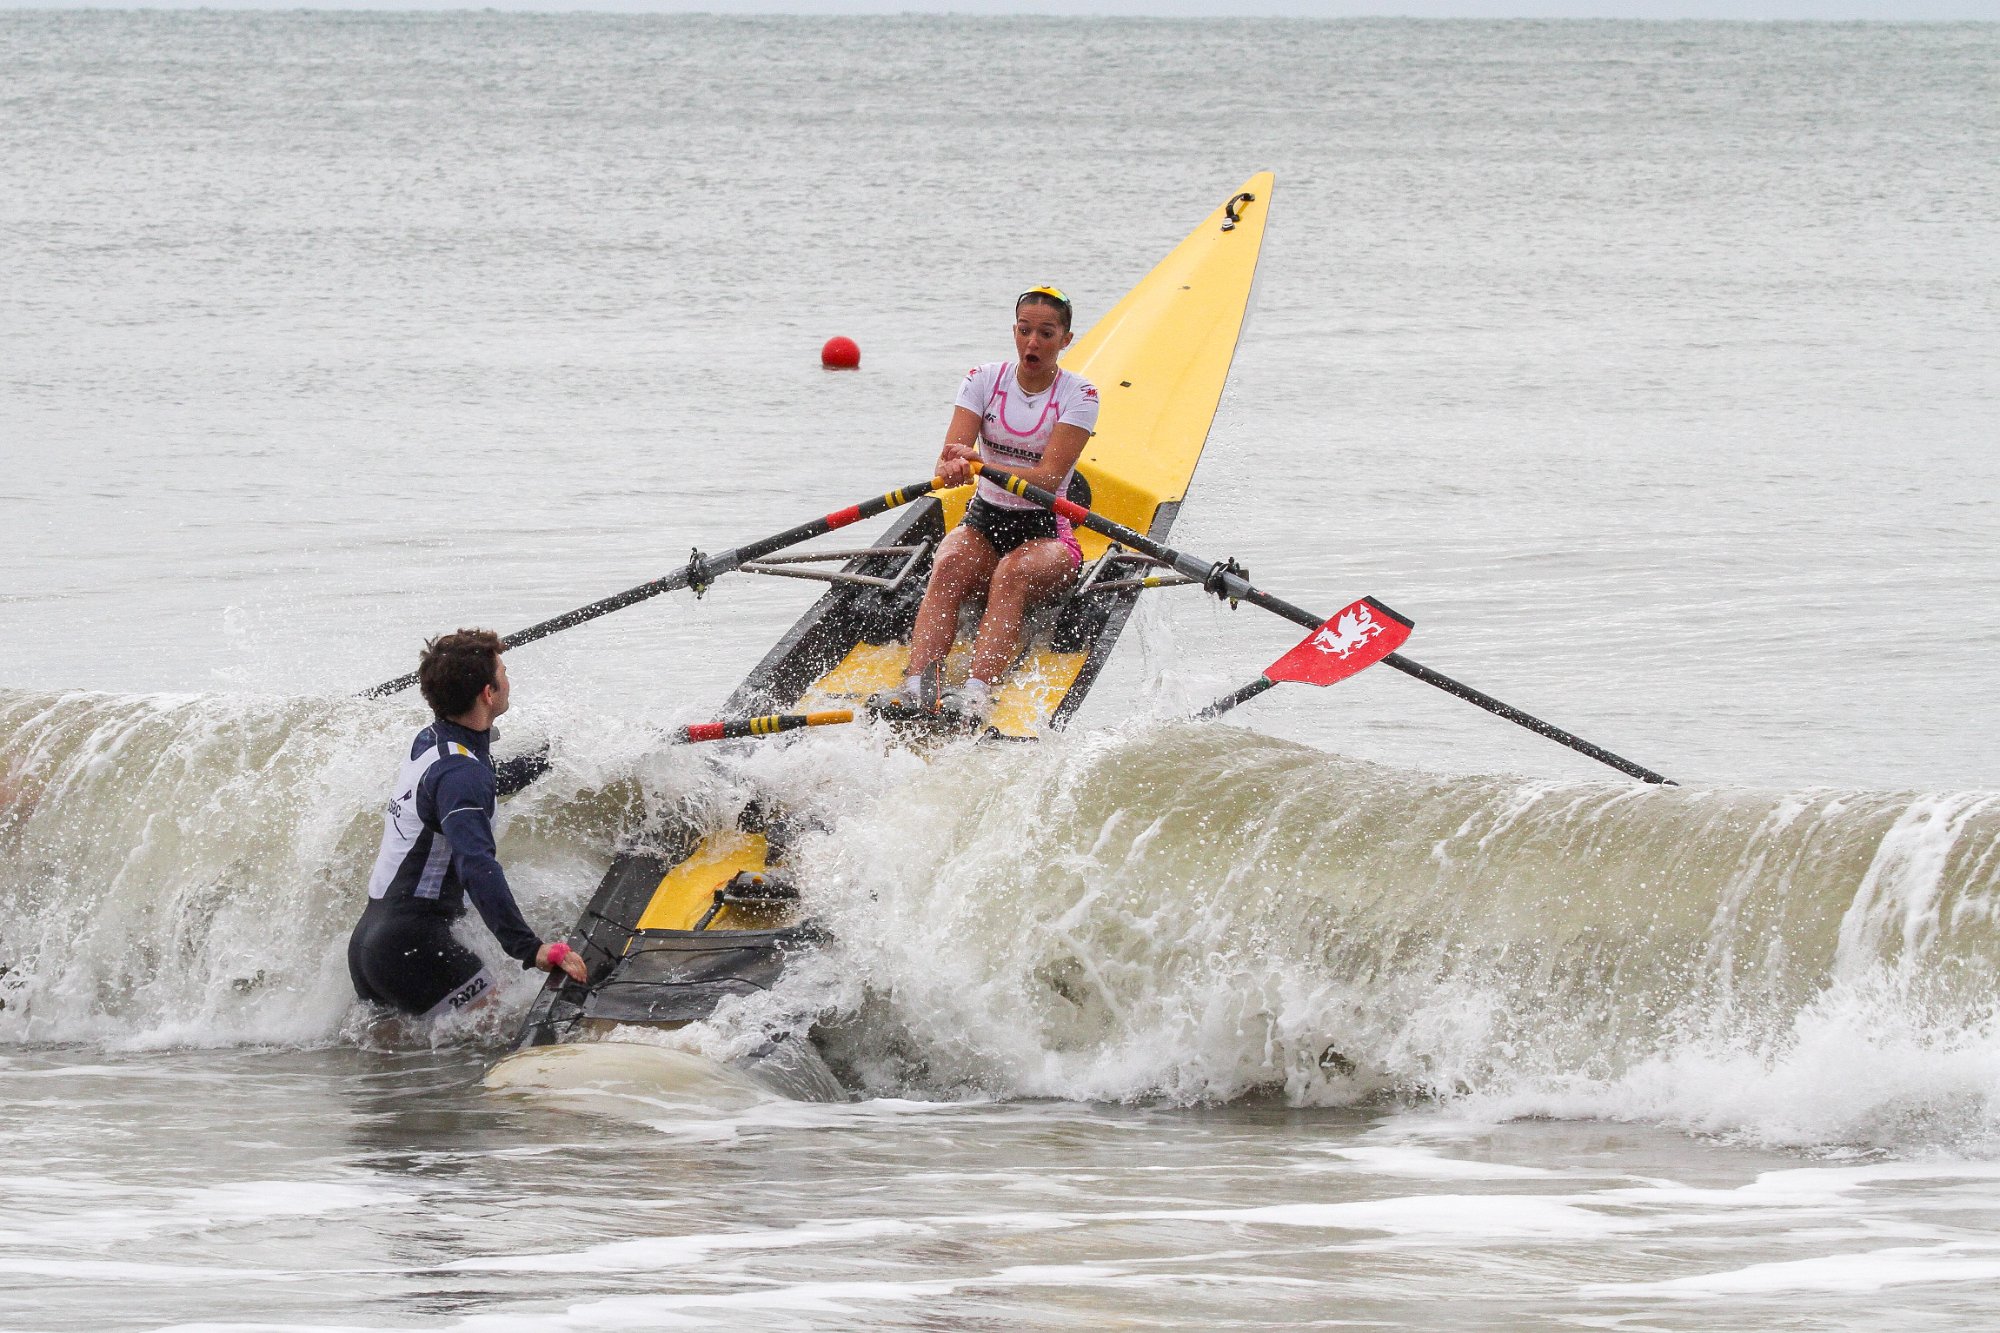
[934,553,983,598]
[933,532,996,593]
[992,546,1074,607]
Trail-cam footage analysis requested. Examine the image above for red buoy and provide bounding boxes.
[821,336,860,370]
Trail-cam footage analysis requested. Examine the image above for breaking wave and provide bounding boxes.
[4,686,1999,1153]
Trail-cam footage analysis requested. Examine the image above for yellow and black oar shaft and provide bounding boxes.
[676,709,854,745]
[971,462,1673,785]
[362,477,945,698]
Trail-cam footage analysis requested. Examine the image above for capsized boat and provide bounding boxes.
[493,174,1276,1100]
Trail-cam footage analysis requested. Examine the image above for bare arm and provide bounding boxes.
[937,406,983,485]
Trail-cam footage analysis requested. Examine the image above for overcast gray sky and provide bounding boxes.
[6,0,1996,15]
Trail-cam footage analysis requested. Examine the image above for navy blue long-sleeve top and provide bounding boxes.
[362,717,553,966]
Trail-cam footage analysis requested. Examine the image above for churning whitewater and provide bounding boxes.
[6,684,1996,1152]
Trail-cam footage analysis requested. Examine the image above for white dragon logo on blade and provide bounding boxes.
[1312,605,1381,659]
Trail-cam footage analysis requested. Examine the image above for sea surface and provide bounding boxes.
[4,12,2000,1329]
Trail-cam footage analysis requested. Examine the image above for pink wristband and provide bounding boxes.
[546,941,571,966]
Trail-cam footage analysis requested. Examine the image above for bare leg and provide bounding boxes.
[968,540,1078,685]
[907,525,999,676]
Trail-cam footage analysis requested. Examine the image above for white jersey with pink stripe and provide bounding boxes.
[956,361,1099,511]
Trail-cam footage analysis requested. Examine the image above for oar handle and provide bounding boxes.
[677,709,854,745]
[970,462,1673,785]
[360,477,946,699]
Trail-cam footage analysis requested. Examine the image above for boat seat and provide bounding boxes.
[692,871,800,932]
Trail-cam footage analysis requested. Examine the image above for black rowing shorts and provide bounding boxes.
[961,496,1059,557]
[348,900,495,1019]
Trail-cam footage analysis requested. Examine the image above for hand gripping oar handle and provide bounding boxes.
[360,477,947,699]
[676,709,853,744]
[970,463,1674,785]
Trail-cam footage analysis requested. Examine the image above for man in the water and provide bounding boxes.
[348,629,588,1018]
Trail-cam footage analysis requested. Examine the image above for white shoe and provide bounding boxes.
[867,675,924,714]
[937,678,993,726]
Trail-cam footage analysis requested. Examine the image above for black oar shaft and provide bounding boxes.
[1378,653,1669,784]
[972,463,1672,786]
[1194,676,1278,721]
[360,477,943,699]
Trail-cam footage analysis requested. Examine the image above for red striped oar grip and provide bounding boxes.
[675,709,856,744]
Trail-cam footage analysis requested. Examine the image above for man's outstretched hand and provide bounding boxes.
[537,940,588,983]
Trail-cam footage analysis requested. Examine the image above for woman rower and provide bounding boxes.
[873,285,1100,725]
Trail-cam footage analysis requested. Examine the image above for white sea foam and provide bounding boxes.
[440,1217,937,1274]
[1586,1243,2000,1299]
[1316,1144,1560,1180]
[1119,1193,1651,1240]
[0,1256,297,1283]
[1444,967,2000,1152]
[0,1179,409,1249]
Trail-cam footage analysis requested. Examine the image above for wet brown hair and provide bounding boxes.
[418,628,504,719]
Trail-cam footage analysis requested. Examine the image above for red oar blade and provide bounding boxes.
[1264,597,1413,687]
